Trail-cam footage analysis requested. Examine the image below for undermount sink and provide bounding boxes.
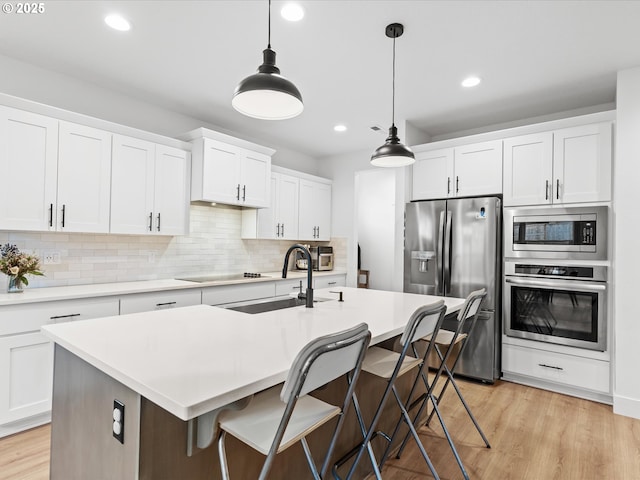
[224,296,331,314]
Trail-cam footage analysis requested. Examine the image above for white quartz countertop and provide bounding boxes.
[0,270,345,306]
[42,287,464,421]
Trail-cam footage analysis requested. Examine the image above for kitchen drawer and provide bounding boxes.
[276,278,306,297]
[0,297,120,336]
[314,274,346,290]
[502,343,610,393]
[120,289,201,315]
[202,282,275,306]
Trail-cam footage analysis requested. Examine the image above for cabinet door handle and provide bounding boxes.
[328,281,337,285]
[61,205,66,228]
[149,212,153,231]
[236,184,241,201]
[50,313,81,320]
[456,176,459,194]
[156,213,161,232]
[281,223,284,236]
[276,223,280,237]
[545,180,549,200]
[49,203,53,227]
[316,226,320,238]
[556,179,560,200]
[538,363,564,371]
[242,185,246,201]
[156,301,177,307]
[447,177,451,195]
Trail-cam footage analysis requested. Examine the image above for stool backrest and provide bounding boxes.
[281,322,371,402]
[400,300,447,347]
[456,288,486,323]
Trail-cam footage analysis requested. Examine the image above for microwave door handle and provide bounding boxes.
[505,277,606,292]
[443,210,452,296]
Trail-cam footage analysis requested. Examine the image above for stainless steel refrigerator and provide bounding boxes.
[404,197,502,382]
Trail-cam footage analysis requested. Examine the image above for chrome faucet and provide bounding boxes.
[282,244,314,308]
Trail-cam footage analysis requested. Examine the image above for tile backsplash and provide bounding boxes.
[0,204,346,289]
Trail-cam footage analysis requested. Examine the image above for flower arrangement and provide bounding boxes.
[0,243,44,292]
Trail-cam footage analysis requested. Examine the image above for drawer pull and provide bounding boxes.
[328,282,337,285]
[50,313,81,320]
[538,363,564,371]
[156,301,177,307]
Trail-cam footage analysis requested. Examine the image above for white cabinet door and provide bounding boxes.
[412,148,454,200]
[57,122,112,233]
[255,174,279,239]
[453,140,503,197]
[120,289,201,315]
[110,135,155,234]
[314,274,346,290]
[154,145,190,235]
[276,173,299,240]
[199,138,243,204]
[0,106,58,231]
[0,332,53,425]
[503,133,553,206]
[242,151,271,208]
[299,180,332,241]
[553,123,612,204]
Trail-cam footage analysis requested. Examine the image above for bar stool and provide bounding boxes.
[216,323,371,480]
[338,301,448,480]
[396,288,491,464]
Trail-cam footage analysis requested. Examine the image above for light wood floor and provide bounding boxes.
[1,379,640,479]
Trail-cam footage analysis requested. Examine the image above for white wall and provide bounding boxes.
[613,67,640,419]
[318,149,407,290]
[0,54,320,175]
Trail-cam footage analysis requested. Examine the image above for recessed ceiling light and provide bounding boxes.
[105,14,131,32]
[281,3,304,21]
[462,76,481,88]
[334,124,347,132]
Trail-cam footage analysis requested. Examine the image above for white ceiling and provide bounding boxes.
[1,0,639,158]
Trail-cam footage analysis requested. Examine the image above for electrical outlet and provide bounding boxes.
[113,399,125,444]
[43,251,61,264]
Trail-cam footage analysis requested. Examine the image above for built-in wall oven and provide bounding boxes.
[504,261,607,351]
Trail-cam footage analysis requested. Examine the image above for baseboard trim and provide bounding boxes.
[0,412,51,438]
[613,394,640,419]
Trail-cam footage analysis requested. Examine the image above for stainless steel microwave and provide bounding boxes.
[504,206,608,261]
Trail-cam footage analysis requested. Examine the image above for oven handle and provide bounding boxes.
[505,277,606,292]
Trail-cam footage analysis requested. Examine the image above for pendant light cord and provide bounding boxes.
[391,34,396,127]
[267,0,271,48]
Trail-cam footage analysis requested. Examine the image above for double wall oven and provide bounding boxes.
[504,206,608,351]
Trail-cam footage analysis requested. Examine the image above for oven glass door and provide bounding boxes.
[505,278,606,351]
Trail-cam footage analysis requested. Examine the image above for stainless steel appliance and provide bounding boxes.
[307,246,333,271]
[504,205,608,260]
[504,261,607,351]
[404,197,502,382]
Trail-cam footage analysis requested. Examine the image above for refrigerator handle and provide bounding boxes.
[444,210,452,295]
[436,210,445,295]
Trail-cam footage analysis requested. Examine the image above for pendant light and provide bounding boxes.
[371,23,415,167]
[232,0,303,120]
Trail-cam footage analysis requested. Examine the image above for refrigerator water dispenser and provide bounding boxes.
[410,250,435,285]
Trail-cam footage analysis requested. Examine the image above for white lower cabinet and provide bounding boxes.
[119,289,201,315]
[314,274,346,290]
[502,343,610,395]
[0,297,119,436]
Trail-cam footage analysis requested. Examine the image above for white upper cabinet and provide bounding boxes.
[503,132,554,206]
[252,172,299,239]
[553,123,612,204]
[299,179,332,241]
[190,136,272,208]
[0,106,58,231]
[503,122,612,206]
[111,135,190,235]
[412,140,502,200]
[412,148,453,200]
[57,122,113,233]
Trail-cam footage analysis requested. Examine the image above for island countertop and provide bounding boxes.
[41,287,464,421]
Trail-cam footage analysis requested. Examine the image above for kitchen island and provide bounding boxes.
[42,287,464,479]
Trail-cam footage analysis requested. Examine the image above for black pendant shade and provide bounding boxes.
[371,23,414,167]
[232,1,303,120]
